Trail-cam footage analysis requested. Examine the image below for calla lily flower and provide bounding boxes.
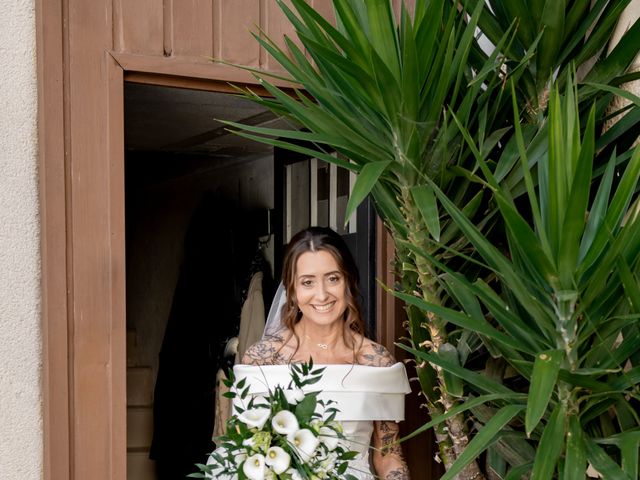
[318,426,340,451]
[265,446,291,474]
[287,429,320,462]
[243,453,266,480]
[237,407,271,430]
[271,410,299,435]
[284,388,305,404]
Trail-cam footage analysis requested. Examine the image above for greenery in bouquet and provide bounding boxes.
[190,361,360,480]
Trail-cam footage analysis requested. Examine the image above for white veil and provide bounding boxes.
[263,282,287,339]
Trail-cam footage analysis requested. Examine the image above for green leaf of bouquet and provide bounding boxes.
[341,451,360,461]
[295,393,318,423]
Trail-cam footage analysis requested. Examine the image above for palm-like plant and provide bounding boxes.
[226,1,515,474]
[220,0,640,476]
[400,77,640,479]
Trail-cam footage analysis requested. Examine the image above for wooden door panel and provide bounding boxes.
[114,0,164,55]
[214,0,261,67]
[169,0,214,57]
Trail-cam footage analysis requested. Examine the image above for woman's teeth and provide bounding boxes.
[312,302,335,312]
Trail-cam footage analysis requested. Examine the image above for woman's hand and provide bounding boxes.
[372,419,410,480]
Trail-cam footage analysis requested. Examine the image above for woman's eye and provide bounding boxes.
[328,275,340,283]
[301,280,313,287]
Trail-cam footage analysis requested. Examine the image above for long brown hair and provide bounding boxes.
[280,227,365,352]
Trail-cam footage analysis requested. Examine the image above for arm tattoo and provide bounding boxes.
[376,421,410,479]
[241,336,288,365]
[360,342,395,367]
[387,468,410,480]
[378,421,403,456]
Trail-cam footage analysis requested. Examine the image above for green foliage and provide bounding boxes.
[411,77,640,477]
[220,0,640,476]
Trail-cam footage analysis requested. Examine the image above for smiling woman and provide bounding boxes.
[241,227,411,480]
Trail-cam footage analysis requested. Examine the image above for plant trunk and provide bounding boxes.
[399,187,486,480]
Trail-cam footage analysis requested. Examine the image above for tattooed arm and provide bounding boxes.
[372,420,410,480]
[360,341,410,479]
[241,335,289,365]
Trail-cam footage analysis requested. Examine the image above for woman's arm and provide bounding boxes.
[358,340,410,479]
[241,336,288,365]
[372,420,410,480]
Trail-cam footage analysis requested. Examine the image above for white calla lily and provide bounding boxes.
[243,453,266,480]
[265,446,291,474]
[237,407,271,430]
[271,410,299,435]
[283,388,305,404]
[318,426,340,451]
[287,429,320,462]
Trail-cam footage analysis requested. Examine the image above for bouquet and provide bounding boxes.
[190,360,360,480]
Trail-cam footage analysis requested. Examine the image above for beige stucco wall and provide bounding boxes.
[0,0,43,479]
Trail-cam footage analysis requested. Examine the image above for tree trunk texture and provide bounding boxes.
[603,0,640,146]
[399,188,487,480]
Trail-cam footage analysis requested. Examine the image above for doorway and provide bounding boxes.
[123,83,376,479]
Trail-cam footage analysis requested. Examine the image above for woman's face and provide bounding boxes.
[294,250,347,328]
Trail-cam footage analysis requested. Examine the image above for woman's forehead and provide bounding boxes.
[295,250,340,276]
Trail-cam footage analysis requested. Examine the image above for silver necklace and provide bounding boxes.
[305,334,329,350]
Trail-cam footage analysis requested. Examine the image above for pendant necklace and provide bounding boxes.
[305,334,329,350]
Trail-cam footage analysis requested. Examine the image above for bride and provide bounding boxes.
[238,227,411,480]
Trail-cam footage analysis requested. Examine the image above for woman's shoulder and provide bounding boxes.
[356,337,396,367]
[241,330,293,365]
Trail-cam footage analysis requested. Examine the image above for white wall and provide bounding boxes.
[0,0,43,479]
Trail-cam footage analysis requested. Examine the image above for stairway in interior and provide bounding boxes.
[127,330,157,479]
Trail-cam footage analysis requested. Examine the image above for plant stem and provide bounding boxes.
[400,187,486,479]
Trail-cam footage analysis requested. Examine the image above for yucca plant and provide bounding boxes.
[398,77,640,479]
[219,0,640,476]
[225,1,517,475]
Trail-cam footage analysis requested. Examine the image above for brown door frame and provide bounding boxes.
[37,3,399,479]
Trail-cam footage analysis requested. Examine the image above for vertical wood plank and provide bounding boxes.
[37,0,71,477]
[214,0,260,66]
[67,0,125,477]
[171,0,214,57]
[262,0,300,71]
[311,0,336,25]
[113,0,164,55]
[107,51,127,480]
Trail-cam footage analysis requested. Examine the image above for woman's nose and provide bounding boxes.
[314,282,329,299]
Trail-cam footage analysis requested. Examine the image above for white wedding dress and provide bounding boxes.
[233,362,410,479]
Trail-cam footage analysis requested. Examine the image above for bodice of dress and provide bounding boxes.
[232,363,410,479]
